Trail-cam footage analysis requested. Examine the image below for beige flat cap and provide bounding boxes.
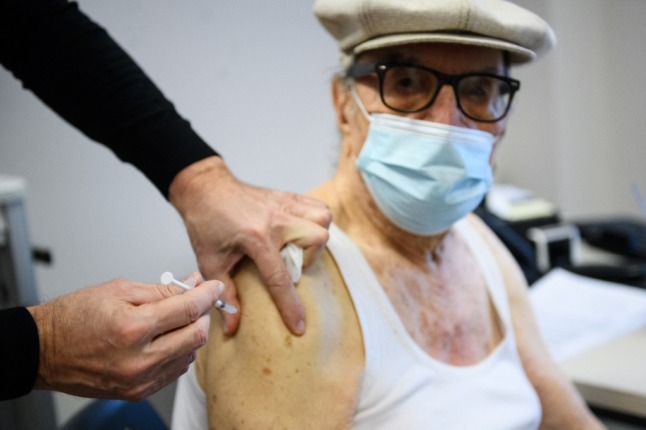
[314,0,556,65]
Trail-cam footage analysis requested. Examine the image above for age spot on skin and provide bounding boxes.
[284,335,293,348]
[262,367,272,375]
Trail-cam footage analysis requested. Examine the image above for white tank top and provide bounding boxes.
[172,220,542,429]
[326,220,542,429]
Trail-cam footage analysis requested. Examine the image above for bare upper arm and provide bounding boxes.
[196,249,364,430]
[467,215,603,429]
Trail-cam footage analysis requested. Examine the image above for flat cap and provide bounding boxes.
[314,0,556,65]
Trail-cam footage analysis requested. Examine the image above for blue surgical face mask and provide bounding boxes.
[352,88,496,236]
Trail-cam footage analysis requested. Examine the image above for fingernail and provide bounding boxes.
[184,276,198,288]
[222,317,234,336]
[295,319,305,335]
[214,281,225,296]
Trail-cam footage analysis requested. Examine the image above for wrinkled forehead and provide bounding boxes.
[355,43,507,75]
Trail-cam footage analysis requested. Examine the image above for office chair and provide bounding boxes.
[59,399,168,430]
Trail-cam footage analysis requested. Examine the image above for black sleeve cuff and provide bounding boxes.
[0,307,40,400]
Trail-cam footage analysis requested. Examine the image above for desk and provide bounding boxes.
[562,327,646,419]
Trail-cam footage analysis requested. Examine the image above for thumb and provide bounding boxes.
[133,272,209,304]
[214,273,243,335]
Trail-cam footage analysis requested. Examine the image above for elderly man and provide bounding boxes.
[172,0,604,428]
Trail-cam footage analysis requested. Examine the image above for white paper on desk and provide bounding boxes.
[530,268,646,363]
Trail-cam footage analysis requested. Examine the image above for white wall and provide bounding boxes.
[1,0,645,425]
[497,0,646,219]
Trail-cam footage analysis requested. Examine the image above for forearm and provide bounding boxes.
[534,372,605,430]
[0,0,217,197]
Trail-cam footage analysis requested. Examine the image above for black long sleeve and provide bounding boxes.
[0,0,218,197]
[0,0,221,400]
[0,307,40,400]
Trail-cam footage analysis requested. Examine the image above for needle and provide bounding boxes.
[160,272,238,314]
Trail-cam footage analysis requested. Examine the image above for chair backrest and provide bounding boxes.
[59,399,168,430]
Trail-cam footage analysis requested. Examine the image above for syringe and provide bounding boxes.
[160,272,238,314]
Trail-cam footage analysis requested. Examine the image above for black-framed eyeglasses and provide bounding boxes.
[347,62,521,123]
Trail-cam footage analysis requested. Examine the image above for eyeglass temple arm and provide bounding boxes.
[346,62,377,79]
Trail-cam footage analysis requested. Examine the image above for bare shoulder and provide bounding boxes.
[196,249,364,429]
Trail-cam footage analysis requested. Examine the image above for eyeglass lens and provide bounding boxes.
[382,66,513,121]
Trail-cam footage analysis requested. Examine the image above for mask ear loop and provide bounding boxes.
[349,80,372,122]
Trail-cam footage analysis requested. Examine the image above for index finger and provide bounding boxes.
[283,193,332,229]
[244,241,306,336]
[145,280,224,335]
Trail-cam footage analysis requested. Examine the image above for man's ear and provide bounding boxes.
[332,78,352,135]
